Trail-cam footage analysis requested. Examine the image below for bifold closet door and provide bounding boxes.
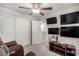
[1,16,15,42]
[16,17,30,46]
[0,16,2,37]
[32,20,42,44]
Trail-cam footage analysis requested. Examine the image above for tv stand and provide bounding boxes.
[49,41,76,56]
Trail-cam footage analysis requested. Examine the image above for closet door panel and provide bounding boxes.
[1,16,15,42]
[0,16,2,37]
[16,17,29,46]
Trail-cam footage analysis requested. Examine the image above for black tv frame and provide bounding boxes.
[47,17,57,24]
[61,11,79,25]
[48,28,59,35]
[60,26,79,38]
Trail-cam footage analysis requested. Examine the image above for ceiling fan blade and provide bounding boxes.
[40,12,44,16]
[41,7,52,10]
[19,6,31,9]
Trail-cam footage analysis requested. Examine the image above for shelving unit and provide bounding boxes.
[49,41,76,56]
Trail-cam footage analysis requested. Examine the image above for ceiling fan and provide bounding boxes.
[19,3,52,16]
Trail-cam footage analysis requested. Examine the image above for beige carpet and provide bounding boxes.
[23,41,59,56]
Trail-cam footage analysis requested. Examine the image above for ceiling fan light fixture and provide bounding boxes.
[32,9,40,14]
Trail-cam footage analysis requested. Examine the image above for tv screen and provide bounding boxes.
[61,11,79,25]
[61,26,79,38]
[47,17,57,24]
[48,28,59,34]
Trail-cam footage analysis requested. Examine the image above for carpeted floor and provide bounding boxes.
[24,41,59,56]
[25,51,36,56]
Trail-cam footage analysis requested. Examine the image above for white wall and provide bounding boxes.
[46,6,79,55]
[0,7,36,46]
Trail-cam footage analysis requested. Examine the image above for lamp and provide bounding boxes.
[32,9,40,14]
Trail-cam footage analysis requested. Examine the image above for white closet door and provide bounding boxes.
[1,16,15,42]
[16,17,29,46]
[32,20,42,44]
[0,16,2,37]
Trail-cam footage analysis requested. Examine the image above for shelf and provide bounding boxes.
[49,41,76,56]
[66,52,75,56]
[50,45,54,47]
[55,49,65,56]
[55,44,65,49]
[55,46,66,51]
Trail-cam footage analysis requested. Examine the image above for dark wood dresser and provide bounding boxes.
[49,41,76,56]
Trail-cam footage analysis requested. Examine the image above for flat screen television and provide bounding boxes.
[61,11,79,25]
[60,26,79,38]
[47,17,57,24]
[48,28,59,34]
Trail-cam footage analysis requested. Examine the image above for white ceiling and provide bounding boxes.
[0,3,79,17]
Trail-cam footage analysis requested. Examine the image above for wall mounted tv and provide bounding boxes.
[61,26,79,38]
[48,28,59,34]
[61,11,79,25]
[47,17,57,24]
